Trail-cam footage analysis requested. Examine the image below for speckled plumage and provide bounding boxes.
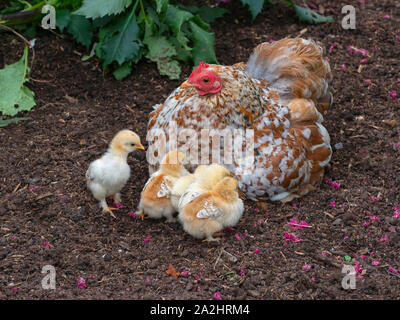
[147,38,332,202]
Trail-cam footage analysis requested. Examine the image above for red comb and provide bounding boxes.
[188,62,209,80]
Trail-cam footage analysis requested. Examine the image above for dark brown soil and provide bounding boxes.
[0,0,399,300]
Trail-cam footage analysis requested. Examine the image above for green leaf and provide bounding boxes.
[344,256,351,262]
[144,36,181,80]
[100,9,142,66]
[145,36,176,60]
[155,0,168,14]
[190,15,211,32]
[0,47,35,117]
[0,117,30,127]
[92,15,114,28]
[293,4,333,24]
[66,14,93,47]
[165,5,193,35]
[156,59,181,80]
[241,0,264,20]
[74,0,132,19]
[113,62,132,80]
[168,37,191,64]
[56,9,71,32]
[189,21,218,66]
[178,5,229,23]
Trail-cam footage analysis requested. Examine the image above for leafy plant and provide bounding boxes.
[241,0,333,24]
[73,0,226,80]
[0,46,35,126]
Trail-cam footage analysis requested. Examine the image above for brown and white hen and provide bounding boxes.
[147,38,333,203]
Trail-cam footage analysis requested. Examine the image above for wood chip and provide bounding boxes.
[12,182,21,193]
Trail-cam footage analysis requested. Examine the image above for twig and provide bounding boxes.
[388,271,400,279]
[0,24,35,69]
[213,248,224,270]
[125,104,136,115]
[12,182,21,193]
[0,24,30,46]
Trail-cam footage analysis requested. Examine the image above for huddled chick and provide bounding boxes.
[86,130,144,218]
[178,176,244,242]
[170,165,207,211]
[138,150,188,222]
[177,164,230,212]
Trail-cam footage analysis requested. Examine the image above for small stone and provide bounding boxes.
[333,218,342,226]
[334,142,343,150]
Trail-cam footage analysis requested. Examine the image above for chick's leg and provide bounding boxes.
[112,193,122,204]
[203,235,220,242]
[100,199,117,218]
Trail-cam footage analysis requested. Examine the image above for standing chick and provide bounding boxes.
[177,164,230,212]
[170,165,207,211]
[138,150,188,222]
[178,176,244,242]
[86,130,144,218]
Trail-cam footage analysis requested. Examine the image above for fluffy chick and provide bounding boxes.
[177,164,230,212]
[86,130,144,217]
[138,150,189,222]
[178,176,244,242]
[170,165,207,211]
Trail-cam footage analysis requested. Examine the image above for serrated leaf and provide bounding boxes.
[0,47,35,117]
[145,36,176,60]
[165,5,193,35]
[113,62,132,80]
[294,5,333,24]
[241,0,264,20]
[56,9,71,32]
[66,14,93,47]
[190,15,210,32]
[74,0,132,19]
[101,9,142,66]
[157,59,181,80]
[189,21,218,65]
[169,37,191,64]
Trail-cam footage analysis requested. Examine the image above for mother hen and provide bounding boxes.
[147,38,333,202]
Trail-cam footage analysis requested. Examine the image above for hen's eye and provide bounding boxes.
[202,78,209,83]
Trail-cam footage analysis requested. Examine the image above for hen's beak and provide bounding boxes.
[136,144,145,150]
[180,80,193,88]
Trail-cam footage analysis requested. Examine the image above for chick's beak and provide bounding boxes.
[180,80,194,88]
[136,143,145,150]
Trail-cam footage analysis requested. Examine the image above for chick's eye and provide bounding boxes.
[130,143,136,147]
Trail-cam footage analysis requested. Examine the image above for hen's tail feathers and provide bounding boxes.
[246,38,332,107]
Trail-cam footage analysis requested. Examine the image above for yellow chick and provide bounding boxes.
[177,164,230,212]
[86,130,144,218]
[178,176,244,242]
[170,165,207,211]
[138,150,189,222]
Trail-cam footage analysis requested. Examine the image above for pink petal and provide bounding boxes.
[77,277,87,289]
[302,264,312,272]
[213,292,222,300]
[390,91,398,100]
[372,260,380,266]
